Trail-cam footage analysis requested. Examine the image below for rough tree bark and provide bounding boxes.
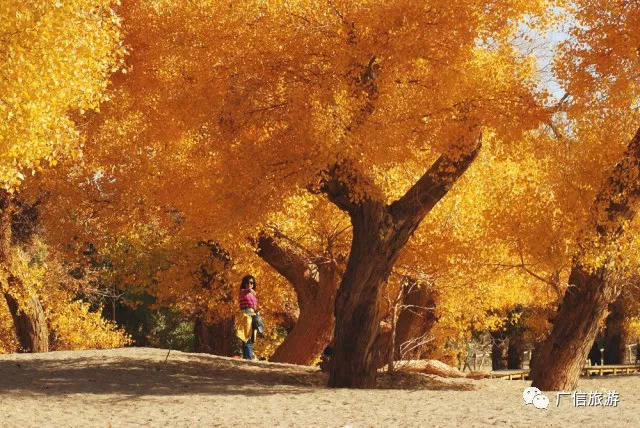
[602,295,627,364]
[313,131,482,388]
[4,287,49,353]
[256,234,339,365]
[0,192,49,353]
[531,127,640,391]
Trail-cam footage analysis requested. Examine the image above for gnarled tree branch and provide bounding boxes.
[254,233,318,308]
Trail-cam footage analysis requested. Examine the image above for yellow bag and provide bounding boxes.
[234,311,254,343]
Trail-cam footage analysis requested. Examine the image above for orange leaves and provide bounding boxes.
[75,0,563,250]
[18,0,640,359]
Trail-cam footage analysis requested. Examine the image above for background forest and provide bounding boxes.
[2,0,640,391]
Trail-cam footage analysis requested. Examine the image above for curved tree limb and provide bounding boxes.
[254,233,318,310]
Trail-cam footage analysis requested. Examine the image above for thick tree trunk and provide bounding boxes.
[318,134,481,388]
[507,331,526,369]
[327,194,424,387]
[530,266,618,390]
[330,229,399,388]
[530,127,640,391]
[491,330,508,370]
[256,234,339,365]
[602,295,627,365]
[270,304,335,364]
[194,317,235,356]
[4,291,49,353]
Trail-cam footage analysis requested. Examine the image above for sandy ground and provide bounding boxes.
[0,347,638,427]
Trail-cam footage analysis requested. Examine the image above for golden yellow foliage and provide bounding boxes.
[0,0,123,189]
[0,237,130,353]
[69,0,556,252]
[19,0,640,369]
[46,297,131,350]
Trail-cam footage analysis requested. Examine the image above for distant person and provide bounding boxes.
[235,275,263,360]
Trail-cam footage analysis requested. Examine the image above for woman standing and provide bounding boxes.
[237,275,258,360]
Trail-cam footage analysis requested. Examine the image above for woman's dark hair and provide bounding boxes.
[240,275,256,290]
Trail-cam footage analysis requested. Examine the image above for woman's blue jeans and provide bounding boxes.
[242,335,254,360]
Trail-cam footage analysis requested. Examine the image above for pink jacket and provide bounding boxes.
[239,289,258,310]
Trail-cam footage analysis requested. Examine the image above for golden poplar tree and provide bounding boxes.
[528,0,640,390]
[73,0,556,386]
[0,0,123,351]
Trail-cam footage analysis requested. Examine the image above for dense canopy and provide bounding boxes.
[2,0,640,391]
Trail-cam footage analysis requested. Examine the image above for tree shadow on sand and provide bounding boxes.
[0,349,477,400]
[0,351,326,399]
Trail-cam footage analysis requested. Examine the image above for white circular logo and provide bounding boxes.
[533,393,550,409]
[523,387,541,405]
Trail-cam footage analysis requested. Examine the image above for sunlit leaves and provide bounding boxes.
[0,0,123,189]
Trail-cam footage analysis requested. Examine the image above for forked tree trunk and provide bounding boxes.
[256,234,339,365]
[194,317,235,356]
[531,127,640,391]
[4,291,49,353]
[316,133,481,388]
